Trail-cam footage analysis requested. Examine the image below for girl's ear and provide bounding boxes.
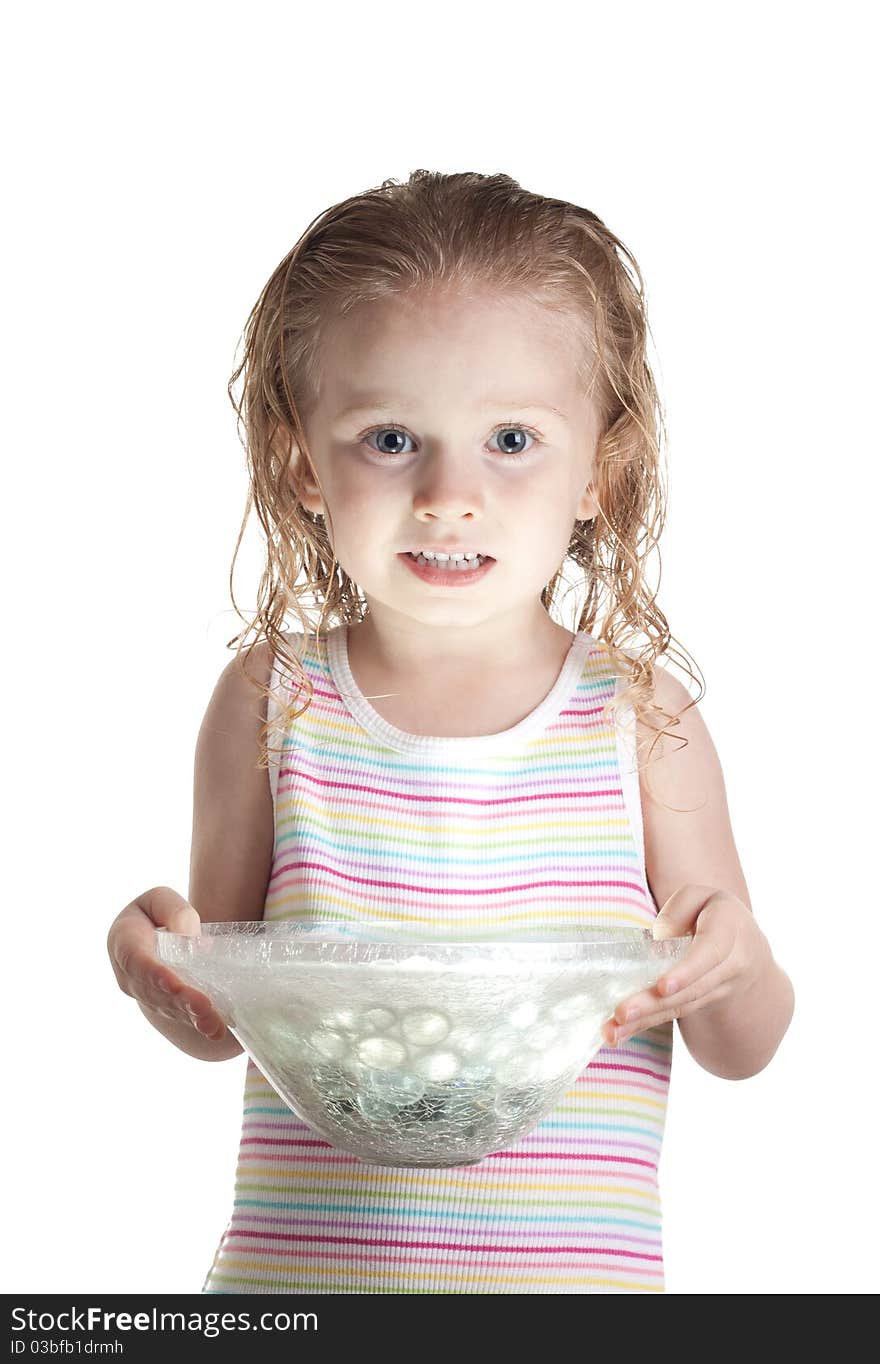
[577,481,600,522]
[270,422,325,516]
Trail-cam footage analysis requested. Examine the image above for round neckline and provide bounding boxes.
[325,624,592,754]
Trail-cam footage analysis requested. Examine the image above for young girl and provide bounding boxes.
[107,169,794,1294]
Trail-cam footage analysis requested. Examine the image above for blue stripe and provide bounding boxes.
[277,737,622,781]
[231,1198,661,1230]
[271,829,642,869]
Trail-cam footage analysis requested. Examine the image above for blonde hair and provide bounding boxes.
[224,169,704,793]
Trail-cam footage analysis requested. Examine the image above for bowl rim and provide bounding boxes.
[154,922,690,932]
[154,921,692,963]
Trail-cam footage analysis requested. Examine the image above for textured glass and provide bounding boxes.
[156,921,691,1167]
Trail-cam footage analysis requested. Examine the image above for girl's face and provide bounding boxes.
[288,288,601,657]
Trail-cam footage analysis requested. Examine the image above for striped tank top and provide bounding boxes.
[203,624,673,1294]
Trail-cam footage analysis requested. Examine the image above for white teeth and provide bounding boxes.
[414,551,482,560]
[408,550,487,569]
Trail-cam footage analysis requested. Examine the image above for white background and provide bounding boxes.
[2,0,876,1296]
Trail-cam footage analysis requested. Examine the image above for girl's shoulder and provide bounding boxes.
[636,662,694,744]
[260,628,311,678]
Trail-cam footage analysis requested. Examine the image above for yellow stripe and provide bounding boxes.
[229,1171,661,1202]
[274,797,633,839]
[208,1261,662,1291]
[570,1095,669,1114]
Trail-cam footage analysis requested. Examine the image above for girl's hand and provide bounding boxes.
[107,885,229,1042]
[602,884,773,1046]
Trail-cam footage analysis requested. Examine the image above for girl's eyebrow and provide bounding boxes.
[335,397,569,422]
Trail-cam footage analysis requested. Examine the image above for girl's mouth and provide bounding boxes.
[398,552,496,586]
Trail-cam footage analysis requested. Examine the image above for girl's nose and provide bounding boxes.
[411,448,484,520]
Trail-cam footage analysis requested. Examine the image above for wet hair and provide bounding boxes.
[224,169,704,795]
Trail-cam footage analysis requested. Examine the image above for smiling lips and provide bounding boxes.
[399,551,496,584]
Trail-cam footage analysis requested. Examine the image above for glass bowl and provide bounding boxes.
[155,920,691,1168]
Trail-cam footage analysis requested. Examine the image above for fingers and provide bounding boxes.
[616,908,736,1022]
[602,929,738,1047]
[107,888,226,1040]
[603,980,731,1046]
[181,994,229,1040]
[147,977,227,1039]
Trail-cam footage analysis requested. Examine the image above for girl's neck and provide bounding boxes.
[342,616,578,740]
[347,607,572,680]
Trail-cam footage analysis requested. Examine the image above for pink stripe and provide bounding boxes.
[228,1213,661,1246]
[280,760,625,792]
[278,766,625,807]
[267,878,648,911]
[587,1060,672,1081]
[301,676,610,719]
[237,1136,657,1170]
[268,859,646,895]
[223,1227,662,1259]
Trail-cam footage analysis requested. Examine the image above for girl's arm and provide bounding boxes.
[610,667,794,1079]
[188,642,276,931]
[108,643,276,1060]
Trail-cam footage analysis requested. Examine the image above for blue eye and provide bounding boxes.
[361,422,541,460]
[491,426,535,458]
[366,427,414,457]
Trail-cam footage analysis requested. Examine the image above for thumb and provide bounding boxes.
[142,885,202,937]
[651,884,710,940]
[651,911,680,941]
[170,903,201,936]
